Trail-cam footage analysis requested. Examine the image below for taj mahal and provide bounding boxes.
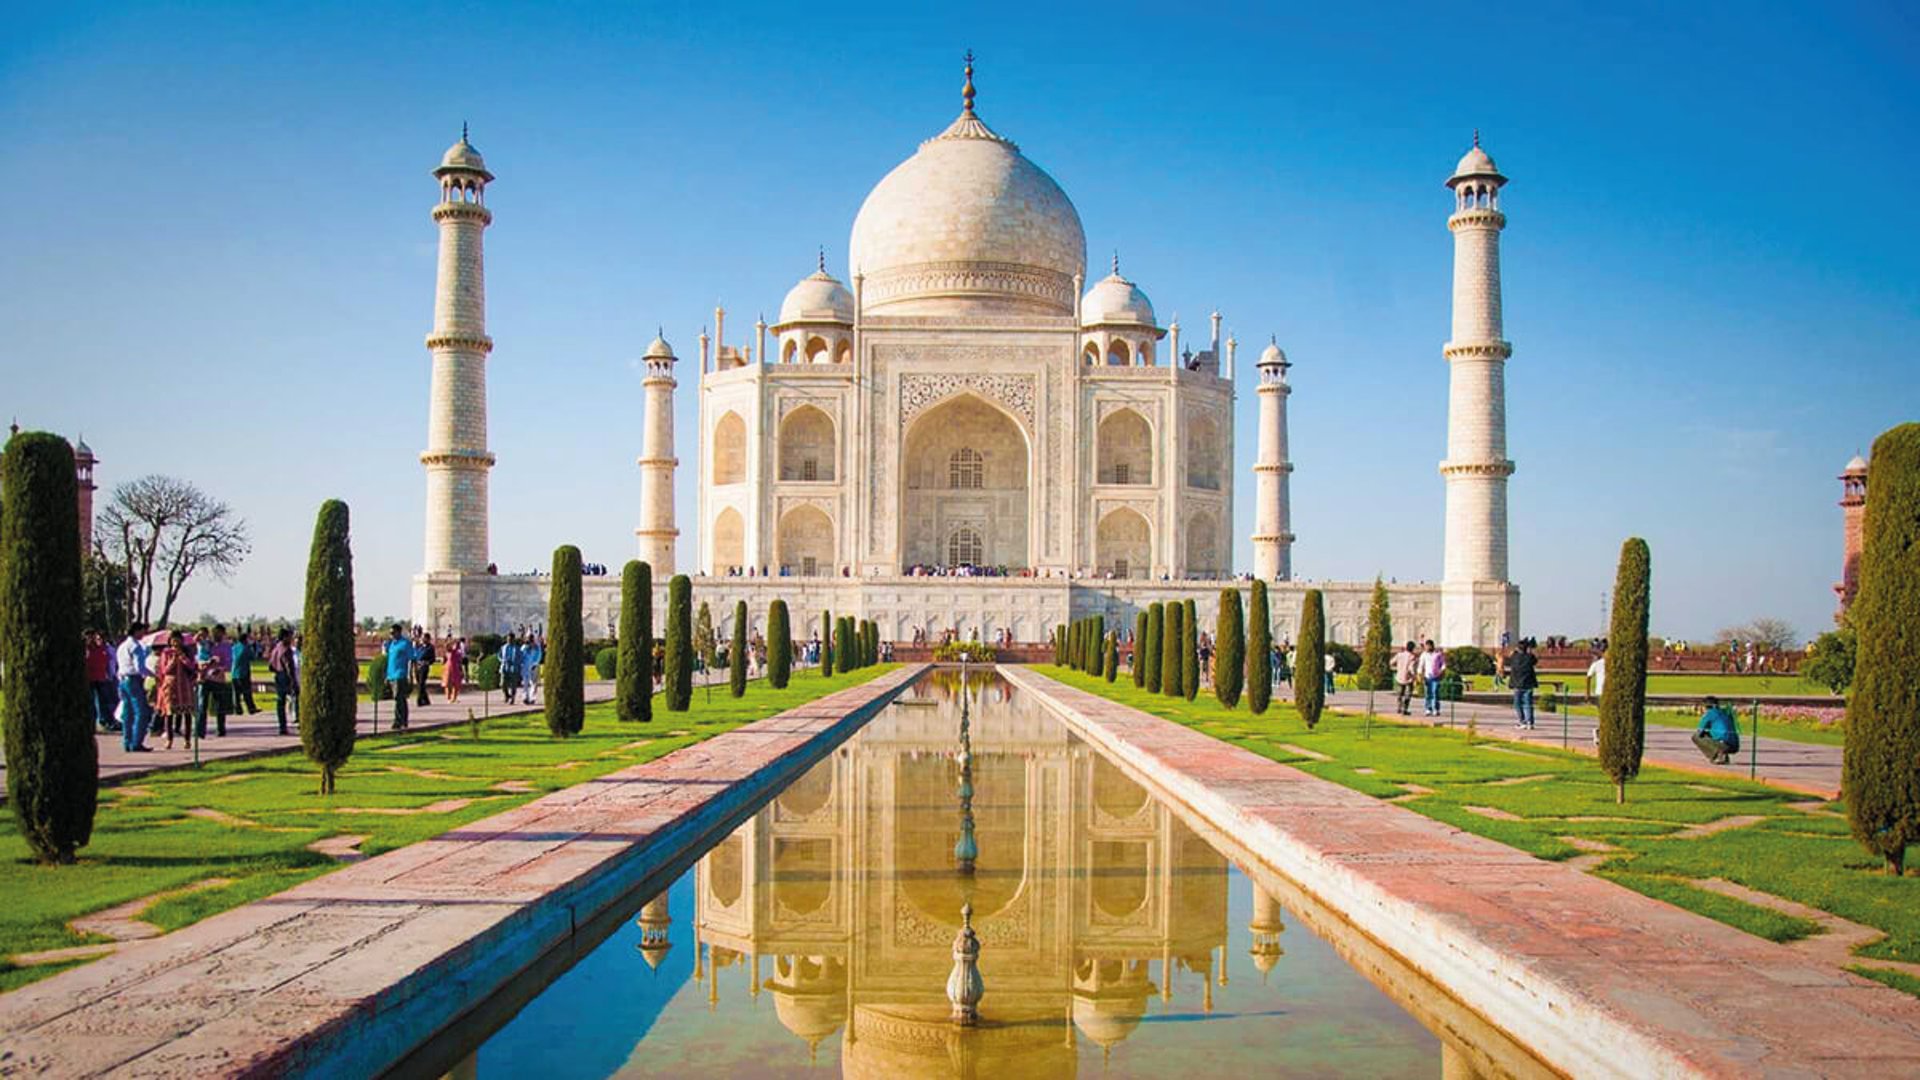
[412,61,1520,648]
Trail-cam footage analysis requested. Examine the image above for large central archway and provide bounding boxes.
[900,394,1030,569]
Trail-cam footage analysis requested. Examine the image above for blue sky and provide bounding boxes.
[3,1,1915,641]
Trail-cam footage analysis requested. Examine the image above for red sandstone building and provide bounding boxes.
[1834,453,1867,623]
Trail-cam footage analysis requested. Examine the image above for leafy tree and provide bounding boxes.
[1327,642,1362,675]
[1104,633,1119,682]
[1358,577,1393,691]
[1716,616,1799,652]
[1247,581,1272,715]
[1296,590,1326,729]
[1215,588,1245,707]
[1145,602,1165,692]
[617,561,652,722]
[1181,599,1199,701]
[1162,601,1184,698]
[1132,612,1148,687]
[1845,423,1920,875]
[299,500,356,795]
[836,616,855,674]
[729,600,748,697]
[663,575,693,711]
[545,545,585,736]
[1,432,97,862]
[1802,626,1855,695]
[767,599,792,688]
[82,550,131,639]
[96,474,252,627]
[821,609,834,675]
[693,602,717,683]
[1599,538,1651,804]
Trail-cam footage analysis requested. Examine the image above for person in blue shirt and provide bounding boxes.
[1693,696,1741,764]
[520,635,543,705]
[385,624,419,730]
[500,635,522,704]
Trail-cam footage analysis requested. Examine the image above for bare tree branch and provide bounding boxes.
[98,475,250,627]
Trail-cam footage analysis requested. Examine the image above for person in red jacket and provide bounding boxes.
[84,629,119,732]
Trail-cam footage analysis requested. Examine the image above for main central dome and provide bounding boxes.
[848,104,1086,317]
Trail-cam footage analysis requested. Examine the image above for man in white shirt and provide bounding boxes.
[1419,640,1447,716]
[1390,641,1420,715]
[115,623,153,752]
[1586,650,1607,703]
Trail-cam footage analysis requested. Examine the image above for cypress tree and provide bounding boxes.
[299,500,357,795]
[728,600,748,697]
[1598,538,1651,804]
[867,621,879,666]
[1296,590,1326,728]
[821,609,834,675]
[767,599,792,689]
[617,561,652,722]
[836,616,855,674]
[1145,602,1165,692]
[1182,599,1199,701]
[545,545,586,736]
[1215,588,1245,708]
[0,432,96,862]
[1104,633,1119,682]
[1162,601,1184,698]
[1070,619,1083,670]
[1133,612,1149,686]
[693,601,716,683]
[1247,581,1272,715]
[1358,576,1393,692]
[663,575,693,711]
[1846,424,1920,875]
[1089,615,1105,673]
[1054,623,1067,665]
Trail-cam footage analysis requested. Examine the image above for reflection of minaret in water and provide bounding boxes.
[954,688,977,874]
[1248,885,1287,983]
[635,892,673,970]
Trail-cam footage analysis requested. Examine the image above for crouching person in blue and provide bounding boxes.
[1693,696,1741,765]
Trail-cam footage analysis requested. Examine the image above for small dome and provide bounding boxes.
[1845,454,1869,474]
[1258,339,1288,367]
[1448,136,1504,187]
[1081,267,1155,328]
[643,334,675,360]
[435,133,492,179]
[777,266,855,326]
[72,435,94,458]
[1072,994,1148,1048]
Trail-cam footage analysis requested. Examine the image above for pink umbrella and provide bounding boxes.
[143,629,198,648]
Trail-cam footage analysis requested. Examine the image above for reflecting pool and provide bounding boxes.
[424,672,1528,1078]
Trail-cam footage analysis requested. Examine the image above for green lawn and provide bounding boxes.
[2,665,896,992]
[1040,666,1918,993]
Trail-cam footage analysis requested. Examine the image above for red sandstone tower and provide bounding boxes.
[73,436,97,558]
[1834,454,1867,623]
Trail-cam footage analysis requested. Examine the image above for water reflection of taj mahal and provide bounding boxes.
[653,677,1284,1072]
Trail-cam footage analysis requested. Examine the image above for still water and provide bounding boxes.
[436,672,1502,1078]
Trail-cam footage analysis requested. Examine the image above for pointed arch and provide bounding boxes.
[1095,507,1152,579]
[1185,412,1223,490]
[776,504,834,577]
[901,393,1031,569]
[1097,407,1152,485]
[711,411,747,485]
[1185,508,1221,577]
[778,405,836,481]
[711,506,745,573]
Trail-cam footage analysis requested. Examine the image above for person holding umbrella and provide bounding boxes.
[153,630,199,751]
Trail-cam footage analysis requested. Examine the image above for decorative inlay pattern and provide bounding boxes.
[898,372,1037,429]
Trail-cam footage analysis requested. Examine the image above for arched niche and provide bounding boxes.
[1096,408,1152,485]
[901,394,1029,569]
[712,411,747,485]
[778,405,836,481]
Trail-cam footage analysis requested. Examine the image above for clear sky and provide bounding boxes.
[3,1,1915,642]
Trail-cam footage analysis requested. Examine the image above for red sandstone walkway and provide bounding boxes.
[1323,687,1844,797]
[1005,667,1920,1079]
[0,665,923,1078]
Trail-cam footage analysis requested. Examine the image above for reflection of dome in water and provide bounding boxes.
[895,752,1027,924]
[839,1004,1074,1080]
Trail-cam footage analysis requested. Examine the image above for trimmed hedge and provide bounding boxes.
[594,646,619,680]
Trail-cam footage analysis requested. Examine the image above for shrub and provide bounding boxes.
[1802,627,1855,696]
[1132,612,1148,687]
[0,432,96,862]
[1328,642,1362,675]
[546,545,585,736]
[1053,623,1066,665]
[1215,589,1245,707]
[1447,644,1496,676]
[1599,537,1651,804]
[617,561,652,722]
[933,641,994,663]
[475,653,501,696]
[768,599,791,689]
[594,646,619,680]
[1439,671,1464,702]
[693,601,716,676]
[1846,424,1920,875]
[1161,601,1183,698]
[821,609,834,675]
[300,500,357,795]
[663,575,692,711]
[729,600,748,698]
[1144,603,1164,693]
[1181,600,1199,701]
[1104,633,1119,682]
[1296,590,1326,728]
[365,654,388,703]
[836,616,854,674]
[1358,577,1393,691]
[1247,581,1271,715]
[470,633,505,658]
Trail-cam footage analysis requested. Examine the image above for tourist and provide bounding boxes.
[1391,641,1419,716]
[1585,648,1607,704]
[195,624,234,738]
[520,633,543,705]
[1419,640,1446,716]
[115,623,153,751]
[1507,637,1539,731]
[500,635,522,703]
[413,629,435,708]
[1693,696,1741,764]
[268,627,298,735]
[154,631,199,751]
[384,623,417,730]
[1278,642,1293,687]
[84,629,120,733]
[444,638,466,704]
[234,622,264,714]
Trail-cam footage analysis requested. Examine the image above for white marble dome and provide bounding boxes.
[436,134,490,178]
[777,266,855,325]
[848,109,1086,316]
[1449,140,1503,185]
[1081,268,1155,327]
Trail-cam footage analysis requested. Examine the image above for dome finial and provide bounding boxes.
[962,50,976,115]
[1111,250,1120,276]
[817,246,826,273]
[462,120,469,143]
[1472,127,1480,148]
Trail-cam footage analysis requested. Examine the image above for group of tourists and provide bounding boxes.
[91,623,301,752]
[1390,640,1455,718]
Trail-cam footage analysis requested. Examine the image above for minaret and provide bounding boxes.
[1439,133,1514,646]
[1251,339,1294,579]
[422,128,496,574]
[72,436,97,558]
[637,333,679,574]
[1834,454,1868,622]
